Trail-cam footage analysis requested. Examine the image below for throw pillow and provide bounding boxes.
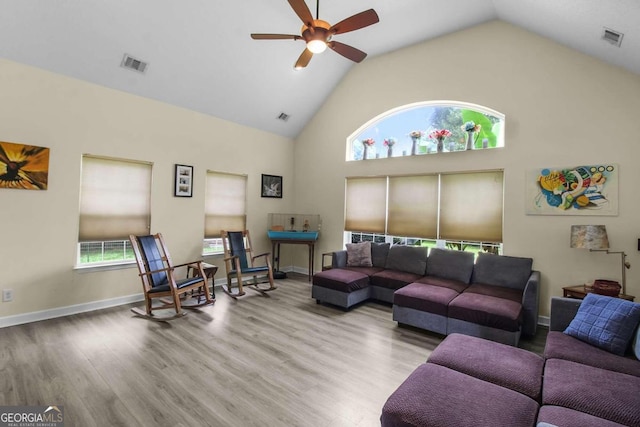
[564,293,640,356]
[346,241,372,267]
[371,242,390,268]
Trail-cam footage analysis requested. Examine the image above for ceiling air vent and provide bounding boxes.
[602,27,623,47]
[277,112,290,122]
[121,54,148,73]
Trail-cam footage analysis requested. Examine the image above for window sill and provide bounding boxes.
[73,261,137,273]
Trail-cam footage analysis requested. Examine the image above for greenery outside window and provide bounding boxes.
[347,101,505,161]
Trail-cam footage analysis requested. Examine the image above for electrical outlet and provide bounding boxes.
[2,289,13,302]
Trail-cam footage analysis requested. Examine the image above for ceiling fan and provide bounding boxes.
[251,0,379,69]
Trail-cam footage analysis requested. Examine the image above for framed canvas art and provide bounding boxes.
[0,140,50,190]
[526,164,618,215]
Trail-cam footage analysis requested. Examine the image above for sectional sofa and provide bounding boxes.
[312,242,539,345]
[381,295,640,426]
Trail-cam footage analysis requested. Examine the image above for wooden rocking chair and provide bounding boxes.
[130,233,214,321]
[221,230,277,298]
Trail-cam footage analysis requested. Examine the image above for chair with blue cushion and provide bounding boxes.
[129,233,214,320]
[221,230,276,298]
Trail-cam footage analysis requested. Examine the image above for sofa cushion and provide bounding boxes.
[472,252,533,291]
[381,363,539,427]
[371,270,423,290]
[393,283,459,316]
[384,245,428,276]
[344,266,384,277]
[428,333,544,401]
[311,269,369,293]
[564,293,640,356]
[346,241,372,267]
[464,283,523,303]
[414,275,469,293]
[371,242,391,268]
[426,248,475,284]
[543,359,640,426]
[544,331,640,377]
[537,405,628,427]
[633,324,640,360]
[448,293,522,332]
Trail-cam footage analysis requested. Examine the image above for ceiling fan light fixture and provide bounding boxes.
[307,39,327,53]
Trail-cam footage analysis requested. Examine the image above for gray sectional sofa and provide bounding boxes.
[312,243,539,345]
[381,296,640,427]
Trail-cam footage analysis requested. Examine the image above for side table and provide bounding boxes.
[562,284,634,302]
[187,262,218,300]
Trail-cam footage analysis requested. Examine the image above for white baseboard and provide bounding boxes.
[538,315,550,327]
[0,293,145,329]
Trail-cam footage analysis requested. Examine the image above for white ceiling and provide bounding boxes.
[0,0,638,139]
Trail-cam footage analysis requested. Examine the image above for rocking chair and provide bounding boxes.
[130,233,214,320]
[221,230,277,298]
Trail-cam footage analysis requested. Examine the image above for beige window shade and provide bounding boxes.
[439,171,504,242]
[204,171,247,238]
[388,175,438,238]
[79,156,152,242]
[345,177,386,233]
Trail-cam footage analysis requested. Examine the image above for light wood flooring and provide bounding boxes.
[0,273,547,426]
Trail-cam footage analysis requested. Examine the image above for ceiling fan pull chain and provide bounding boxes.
[316,0,319,19]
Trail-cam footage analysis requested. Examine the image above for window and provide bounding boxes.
[347,101,505,161]
[203,171,247,254]
[345,170,504,252]
[77,155,152,266]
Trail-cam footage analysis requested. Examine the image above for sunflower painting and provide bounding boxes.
[0,140,50,190]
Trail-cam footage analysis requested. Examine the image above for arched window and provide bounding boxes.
[347,101,504,161]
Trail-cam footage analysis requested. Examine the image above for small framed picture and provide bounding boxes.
[174,164,193,197]
[261,174,282,198]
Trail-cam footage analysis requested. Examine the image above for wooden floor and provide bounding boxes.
[0,273,547,427]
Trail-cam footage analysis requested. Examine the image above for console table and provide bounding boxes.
[270,239,316,282]
[562,284,634,301]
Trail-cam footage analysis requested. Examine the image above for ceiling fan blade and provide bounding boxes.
[288,0,314,27]
[294,48,313,69]
[251,33,301,40]
[328,41,367,63]
[330,9,379,35]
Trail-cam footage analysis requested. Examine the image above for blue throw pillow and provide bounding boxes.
[564,293,640,356]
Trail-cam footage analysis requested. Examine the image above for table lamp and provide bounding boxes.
[570,225,630,295]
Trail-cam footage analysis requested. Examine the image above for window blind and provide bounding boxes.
[204,171,247,238]
[344,177,386,233]
[387,175,438,239]
[78,155,152,242]
[439,171,504,242]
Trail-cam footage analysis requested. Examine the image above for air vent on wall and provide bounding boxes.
[121,54,148,73]
[277,112,290,122]
[602,27,623,47]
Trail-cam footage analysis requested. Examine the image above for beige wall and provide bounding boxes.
[293,21,640,316]
[2,20,640,323]
[0,59,294,319]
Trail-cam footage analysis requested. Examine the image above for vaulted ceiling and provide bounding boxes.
[1,0,637,138]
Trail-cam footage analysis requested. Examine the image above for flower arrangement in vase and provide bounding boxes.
[409,131,424,155]
[383,138,397,157]
[361,138,375,160]
[461,121,482,150]
[428,129,452,153]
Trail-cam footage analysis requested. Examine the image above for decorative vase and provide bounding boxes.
[482,138,489,149]
[362,145,369,160]
[411,137,419,155]
[437,139,444,153]
[465,132,475,150]
[387,147,393,158]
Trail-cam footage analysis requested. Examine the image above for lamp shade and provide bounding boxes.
[570,225,610,250]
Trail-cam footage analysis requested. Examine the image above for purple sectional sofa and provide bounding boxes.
[312,243,539,346]
[381,296,640,427]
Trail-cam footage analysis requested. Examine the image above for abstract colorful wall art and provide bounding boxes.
[0,140,50,190]
[526,164,618,216]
